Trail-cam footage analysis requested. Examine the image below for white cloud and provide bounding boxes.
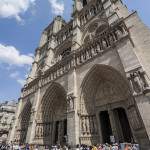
[10,71,20,78]
[0,0,36,22]
[0,43,34,66]
[10,71,25,86]
[17,79,26,86]
[48,0,64,15]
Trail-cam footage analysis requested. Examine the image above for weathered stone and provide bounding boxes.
[9,0,150,149]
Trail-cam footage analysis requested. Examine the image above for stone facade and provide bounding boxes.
[0,101,17,143]
[10,0,150,149]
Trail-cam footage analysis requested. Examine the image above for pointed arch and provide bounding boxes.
[79,64,134,145]
[82,19,109,44]
[18,100,32,144]
[80,64,132,114]
[35,82,67,145]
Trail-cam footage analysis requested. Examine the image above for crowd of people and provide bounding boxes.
[0,143,139,150]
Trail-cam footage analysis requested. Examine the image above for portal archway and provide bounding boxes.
[35,82,67,146]
[16,100,32,144]
[80,64,134,144]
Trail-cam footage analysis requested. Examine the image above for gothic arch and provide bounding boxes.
[17,100,32,144]
[82,19,109,44]
[35,82,67,145]
[79,64,135,144]
[80,64,131,114]
[40,82,67,121]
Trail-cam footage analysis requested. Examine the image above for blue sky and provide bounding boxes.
[0,0,150,102]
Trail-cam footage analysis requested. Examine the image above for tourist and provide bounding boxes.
[97,144,103,150]
[18,144,21,150]
[34,145,39,150]
[111,143,119,150]
[9,141,14,150]
[26,143,30,150]
[105,143,111,150]
[76,144,80,150]
[62,145,68,150]
[45,145,50,150]
[92,145,97,150]
[57,145,61,150]
[132,144,139,150]
[124,144,132,150]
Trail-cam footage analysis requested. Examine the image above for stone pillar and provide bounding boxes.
[9,98,23,143]
[29,84,41,144]
[96,112,103,143]
[113,110,124,142]
[108,109,118,142]
[67,93,76,146]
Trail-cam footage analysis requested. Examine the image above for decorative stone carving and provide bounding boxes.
[80,115,97,136]
[128,106,143,130]
[138,71,150,94]
[115,28,123,39]
[127,69,150,96]
[67,93,75,111]
[22,21,128,98]
[88,23,98,33]
[35,122,53,139]
[79,1,103,26]
[101,39,107,48]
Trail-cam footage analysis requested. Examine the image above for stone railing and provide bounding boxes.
[22,21,129,97]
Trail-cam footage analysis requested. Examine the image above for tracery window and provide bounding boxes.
[79,0,103,26]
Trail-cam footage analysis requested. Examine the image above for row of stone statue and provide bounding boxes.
[35,121,66,140]
[81,115,98,135]
[128,69,150,95]
[35,122,52,138]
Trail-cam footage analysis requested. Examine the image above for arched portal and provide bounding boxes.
[35,82,67,146]
[80,64,135,145]
[17,100,32,144]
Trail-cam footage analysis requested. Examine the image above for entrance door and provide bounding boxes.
[114,108,133,143]
[54,119,67,145]
[54,121,59,144]
[99,111,112,143]
[63,119,67,144]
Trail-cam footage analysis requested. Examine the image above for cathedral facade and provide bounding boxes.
[10,0,150,149]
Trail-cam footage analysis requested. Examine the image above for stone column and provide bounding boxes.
[113,110,124,142]
[29,84,41,144]
[108,109,119,142]
[67,93,76,146]
[9,98,23,143]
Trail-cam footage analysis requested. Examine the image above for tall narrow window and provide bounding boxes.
[83,0,87,7]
